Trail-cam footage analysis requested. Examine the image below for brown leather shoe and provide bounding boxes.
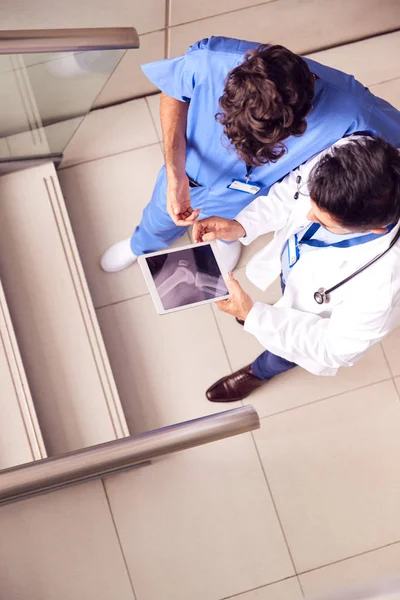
[206,365,266,402]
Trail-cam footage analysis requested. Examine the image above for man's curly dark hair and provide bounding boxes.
[216,44,315,166]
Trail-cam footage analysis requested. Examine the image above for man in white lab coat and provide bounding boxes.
[192,135,400,402]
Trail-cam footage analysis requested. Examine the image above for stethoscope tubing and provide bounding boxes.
[314,225,400,304]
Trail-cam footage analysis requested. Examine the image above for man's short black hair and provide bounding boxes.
[309,136,400,230]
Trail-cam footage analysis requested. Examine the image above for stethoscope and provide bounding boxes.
[294,175,400,305]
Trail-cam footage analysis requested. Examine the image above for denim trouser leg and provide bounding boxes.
[251,350,296,380]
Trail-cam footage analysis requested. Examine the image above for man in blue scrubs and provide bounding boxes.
[101,36,400,273]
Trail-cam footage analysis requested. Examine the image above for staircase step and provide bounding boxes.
[0,163,129,456]
[0,277,46,468]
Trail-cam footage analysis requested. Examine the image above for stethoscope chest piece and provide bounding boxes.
[314,288,330,305]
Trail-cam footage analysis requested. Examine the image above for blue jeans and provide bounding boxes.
[251,277,297,380]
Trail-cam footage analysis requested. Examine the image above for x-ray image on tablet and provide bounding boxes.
[138,242,230,314]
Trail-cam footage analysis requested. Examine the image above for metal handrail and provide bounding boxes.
[0,27,139,54]
[0,406,259,506]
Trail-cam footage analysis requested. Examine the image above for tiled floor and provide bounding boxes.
[57,34,400,599]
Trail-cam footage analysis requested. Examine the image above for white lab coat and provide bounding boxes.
[235,138,400,376]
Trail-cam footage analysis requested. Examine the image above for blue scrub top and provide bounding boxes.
[142,36,400,203]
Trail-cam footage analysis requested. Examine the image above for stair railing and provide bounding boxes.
[0,406,259,506]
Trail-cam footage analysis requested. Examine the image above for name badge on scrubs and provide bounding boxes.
[227,179,261,195]
[288,234,300,267]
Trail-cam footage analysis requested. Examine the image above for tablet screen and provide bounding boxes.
[145,244,229,311]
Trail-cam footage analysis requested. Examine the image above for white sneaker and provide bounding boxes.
[216,239,242,271]
[101,238,137,273]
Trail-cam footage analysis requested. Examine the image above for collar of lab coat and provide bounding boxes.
[246,197,400,292]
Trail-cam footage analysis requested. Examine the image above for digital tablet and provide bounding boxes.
[138,241,230,315]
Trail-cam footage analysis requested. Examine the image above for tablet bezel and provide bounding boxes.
[138,241,231,315]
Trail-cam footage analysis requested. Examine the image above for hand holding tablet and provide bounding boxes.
[138,241,230,315]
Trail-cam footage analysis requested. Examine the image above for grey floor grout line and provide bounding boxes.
[380,341,395,378]
[249,430,300,579]
[91,90,161,113]
[219,574,300,599]
[219,537,400,600]
[133,26,168,37]
[305,27,400,56]
[165,0,172,57]
[297,538,400,578]
[370,74,400,89]
[298,574,306,598]
[101,478,138,600]
[257,376,394,422]
[390,373,400,403]
[58,142,161,172]
[167,6,399,54]
[209,304,235,375]
[96,291,150,312]
[144,96,162,142]
[168,0,278,29]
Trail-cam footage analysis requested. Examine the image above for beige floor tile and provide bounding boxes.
[61,99,158,167]
[243,343,391,419]
[254,380,400,572]
[94,32,165,108]
[168,0,400,58]
[300,542,400,599]
[0,0,165,35]
[170,0,271,26]
[0,56,12,74]
[59,144,190,308]
[104,432,295,600]
[0,137,9,158]
[308,31,400,87]
[97,294,233,434]
[229,577,303,599]
[0,481,134,600]
[213,268,391,418]
[371,78,400,110]
[381,326,400,377]
[394,377,400,399]
[146,93,162,141]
